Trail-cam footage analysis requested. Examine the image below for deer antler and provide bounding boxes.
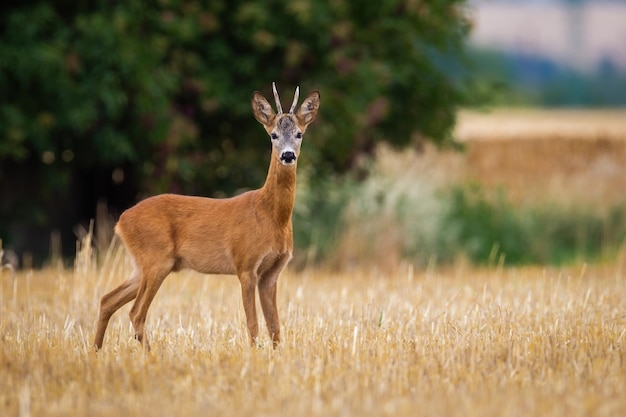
[289,86,300,114]
[272,82,283,114]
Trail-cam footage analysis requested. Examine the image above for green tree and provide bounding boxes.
[0,0,472,262]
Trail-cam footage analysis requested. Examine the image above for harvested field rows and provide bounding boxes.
[1,257,625,417]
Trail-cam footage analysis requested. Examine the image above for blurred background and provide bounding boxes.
[1,0,625,269]
[470,0,626,106]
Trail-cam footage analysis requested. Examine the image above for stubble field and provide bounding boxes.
[2,250,626,417]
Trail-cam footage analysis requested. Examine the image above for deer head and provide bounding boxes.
[252,83,320,166]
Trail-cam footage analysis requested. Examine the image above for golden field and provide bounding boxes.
[2,109,626,417]
[2,244,626,417]
[456,109,626,207]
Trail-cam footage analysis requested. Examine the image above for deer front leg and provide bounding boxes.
[259,277,280,348]
[239,271,259,346]
[258,257,289,348]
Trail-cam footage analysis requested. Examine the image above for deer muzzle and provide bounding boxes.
[280,151,297,165]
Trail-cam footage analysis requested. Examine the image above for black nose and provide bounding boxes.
[280,151,296,163]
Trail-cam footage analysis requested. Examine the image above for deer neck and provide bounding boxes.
[258,154,297,226]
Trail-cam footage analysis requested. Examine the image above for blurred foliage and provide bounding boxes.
[292,178,626,268]
[0,0,472,188]
[0,0,473,260]
[468,48,626,107]
[439,185,626,265]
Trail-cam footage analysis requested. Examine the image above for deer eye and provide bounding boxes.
[296,132,302,139]
[271,133,278,140]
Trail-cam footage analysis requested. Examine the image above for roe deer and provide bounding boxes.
[94,83,320,350]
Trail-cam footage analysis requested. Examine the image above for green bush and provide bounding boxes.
[292,172,353,268]
[292,177,626,268]
[0,0,473,261]
[438,185,626,266]
[440,185,535,264]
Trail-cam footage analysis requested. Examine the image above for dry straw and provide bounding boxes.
[1,240,625,416]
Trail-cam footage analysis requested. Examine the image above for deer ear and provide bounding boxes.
[296,91,320,128]
[251,92,275,127]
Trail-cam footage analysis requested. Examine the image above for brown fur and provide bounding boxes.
[94,86,320,350]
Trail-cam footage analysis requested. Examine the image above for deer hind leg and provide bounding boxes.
[129,263,172,351]
[94,267,141,350]
[238,271,259,346]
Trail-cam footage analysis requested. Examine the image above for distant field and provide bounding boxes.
[453,109,626,207]
[1,249,625,416]
[456,109,626,142]
[372,110,626,207]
